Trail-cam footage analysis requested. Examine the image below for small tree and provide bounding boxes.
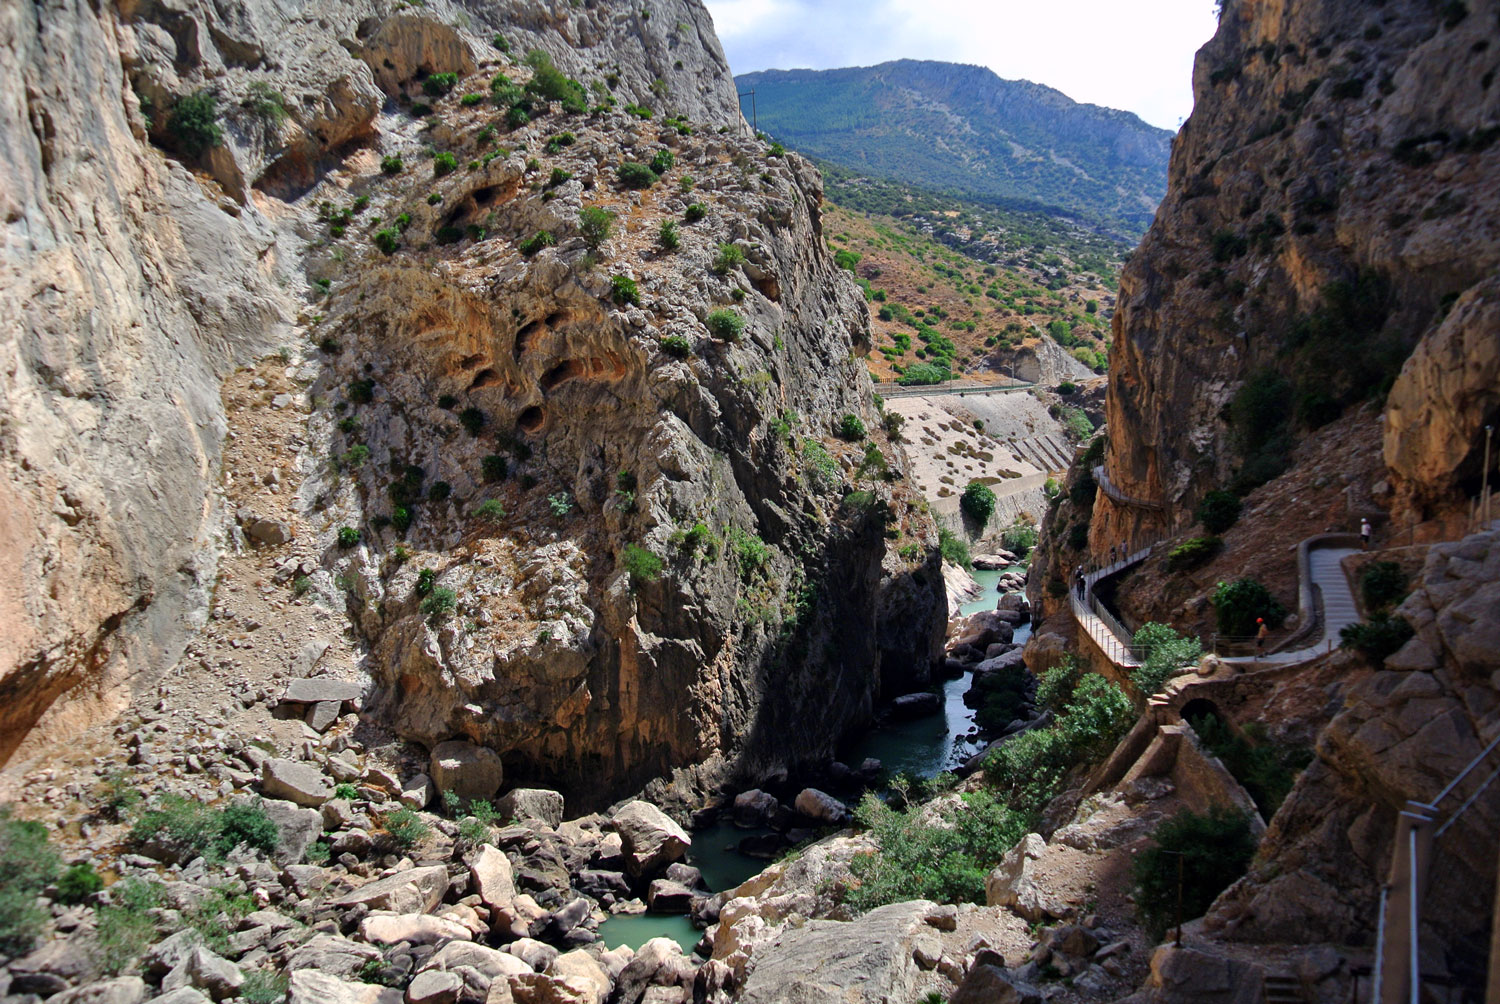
[835,413,866,440]
[168,91,223,157]
[617,162,658,189]
[961,480,997,525]
[1130,623,1203,696]
[1132,806,1255,938]
[1212,578,1287,637]
[1197,490,1242,534]
[621,544,663,588]
[658,220,680,251]
[579,206,615,249]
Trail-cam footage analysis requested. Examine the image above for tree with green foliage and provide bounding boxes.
[609,274,639,306]
[579,206,615,249]
[1196,489,1242,534]
[938,528,970,565]
[1360,561,1408,611]
[617,162,658,189]
[1000,523,1038,556]
[1340,612,1414,661]
[1132,806,1255,938]
[621,544,663,588]
[168,90,223,157]
[0,808,59,954]
[1212,578,1287,637]
[961,480,997,524]
[835,413,866,440]
[712,242,746,275]
[1130,623,1203,697]
[706,308,745,340]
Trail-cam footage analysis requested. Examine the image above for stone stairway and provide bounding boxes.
[1263,973,1304,1004]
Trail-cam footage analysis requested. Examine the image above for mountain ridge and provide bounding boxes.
[735,58,1174,236]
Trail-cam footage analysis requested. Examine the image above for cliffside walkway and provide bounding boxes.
[1092,465,1165,513]
[1071,535,1362,673]
[874,379,1036,400]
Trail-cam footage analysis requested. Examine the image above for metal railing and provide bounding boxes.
[1093,465,1166,513]
[1068,540,1164,668]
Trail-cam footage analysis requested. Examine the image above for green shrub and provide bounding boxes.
[1187,714,1311,817]
[342,444,370,468]
[392,506,413,532]
[1340,612,1414,661]
[984,674,1133,814]
[241,971,290,1004]
[706,308,745,340]
[803,440,840,492]
[0,809,58,954]
[617,161,658,188]
[846,789,1029,912]
[610,274,640,306]
[337,526,359,548]
[523,54,587,112]
[427,481,451,502]
[1211,578,1287,637]
[1360,561,1408,610]
[545,131,576,154]
[481,455,508,482]
[1130,623,1203,697]
[621,544,663,587]
[381,155,403,175]
[684,202,707,222]
[94,878,164,974]
[333,783,359,800]
[728,527,769,579]
[1132,806,1256,938]
[834,249,861,271]
[836,413,866,440]
[658,220,680,250]
[579,206,615,249]
[1196,490,1242,534]
[972,663,1033,733]
[422,72,457,97]
[1035,657,1081,712]
[460,92,485,107]
[432,151,457,176]
[519,230,554,255]
[474,499,505,519]
[660,334,691,357]
[548,167,573,188]
[1166,537,1223,572]
[168,90,223,157]
[938,528,970,566]
[384,807,431,849]
[421,587,457,620]
[624,102,653,119]
[416,568,437,596]
[649,149,676,176]
[460,406,486,435]
[1000,524,1038,556]
[711,242,746,275]
[960,480,997,524]
[548,492,574,516]
[129,796,278,863]
[373,228,400,254]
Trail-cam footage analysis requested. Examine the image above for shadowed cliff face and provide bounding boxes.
[1096,0,1500,551]
[0,0,944,784]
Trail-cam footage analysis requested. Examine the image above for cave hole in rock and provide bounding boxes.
[468,368,503,390]
[1180,698,1236,740]
[518,405,546,433]
[540,360,586,391]
[751,274,781,302]
[472,185,501,207]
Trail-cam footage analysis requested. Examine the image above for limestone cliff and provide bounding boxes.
[1096,0,1500,550]
[0,0,945,792]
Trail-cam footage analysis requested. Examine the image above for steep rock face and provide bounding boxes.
[1098,0,1500,551]
[0,0,788,768]
[0,0,291,765]
[1206,526,1500,955]
[307,84,945,803]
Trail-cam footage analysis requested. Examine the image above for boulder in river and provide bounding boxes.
[612,801,690,876]
[732,789,779,828]
[890,692,943,720]
[793,788,849,825]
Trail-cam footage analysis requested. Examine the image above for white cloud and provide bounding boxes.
[702,0,1219,129]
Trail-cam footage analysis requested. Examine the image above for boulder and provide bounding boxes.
[949,965,1041,1004]
[162,947,242,1001]
[400,773,436,809]
[546,951,610,1004]
[152,990,211,1004]
[611,801,690,877]
[541,898,592,939]
[646,880,694,913]
[46,977,148,1004]
[469,844,517,912]
[307,701,342,732]
[507,938,560,972]
[405,971,462,1004]
[1023,633,1070,675]
[793,788,848,824]
[496,789,565,829]
[663,863,704,889]
[1146,945,1265,1004]
[247,518,292,545]
[258,797,323,864]
[985,833,1066,922]
[429,741,504,801]
[731,790,778,828]
[260,758,333,807]
[333,865,451,914]
[950,610,1015,650]
[284,678,362,703]
[360,913,474,946]
[422,943,531,981]
[145,932,205,977]
[611,938,690,1004]
[890,692,942,720]
[286,970,403,1004]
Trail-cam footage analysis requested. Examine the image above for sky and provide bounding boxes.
[701,0,1221,131]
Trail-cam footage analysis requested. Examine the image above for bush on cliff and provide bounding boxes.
[168,90,223,157]
[1211,578,1287,637]
[0,808,58,955]
[1130,622,1203,697]
[1132,805,1255,939]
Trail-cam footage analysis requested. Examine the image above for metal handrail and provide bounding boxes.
[1093,465,1166,513]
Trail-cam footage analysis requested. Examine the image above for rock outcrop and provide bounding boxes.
[1096,0,1500,549]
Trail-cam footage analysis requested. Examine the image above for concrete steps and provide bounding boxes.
[1263,974,1303,1004]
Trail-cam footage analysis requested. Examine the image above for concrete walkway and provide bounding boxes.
[1070,540,1362,672]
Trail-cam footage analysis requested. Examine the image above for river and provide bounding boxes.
[596,565,1027,951]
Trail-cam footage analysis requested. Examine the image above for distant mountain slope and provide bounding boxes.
[735,60,1174,236]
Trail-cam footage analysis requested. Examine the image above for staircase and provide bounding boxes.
[1263,974,1304,1004]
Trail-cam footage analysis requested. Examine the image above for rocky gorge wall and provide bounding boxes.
[1095,0,1500,552]
[0,0,946,804]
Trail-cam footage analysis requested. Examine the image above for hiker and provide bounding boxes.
[1256,617,1268,658]
[1075,564,1085,598]
[1360,518,1372,550]
[1109,543,1118,565]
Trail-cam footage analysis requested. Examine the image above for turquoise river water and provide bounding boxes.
[596,566,1027,951]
